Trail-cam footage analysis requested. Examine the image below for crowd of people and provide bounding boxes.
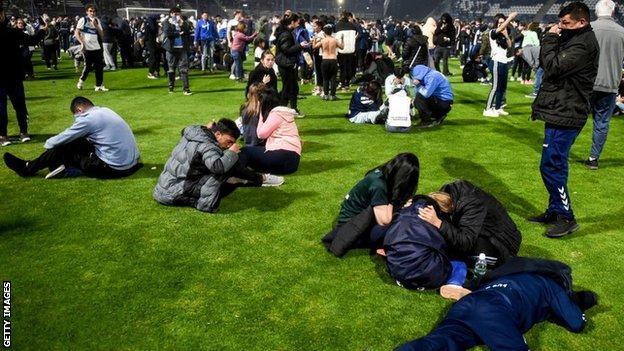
[2,0,623,349]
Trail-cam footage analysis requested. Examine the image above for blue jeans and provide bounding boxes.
[231,50,243,79]
[540,125,581,219]
[200,39,214,71]
[590,91,617,160]
[532,67,544,95]
[385,125,411,133]
[485,61,508,110]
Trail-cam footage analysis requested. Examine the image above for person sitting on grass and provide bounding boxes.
[238,87,302,176]
[384,90,414,133]
[245,50,278,97]
[3,96,141,179]
[418,180,522,268]
[384,67,413,97]
[347,81,388,124]
[153,118,284,213]
[396,263,598,351]
[238,83,266,147]
[322,153,420,257]
[411,64,454,128]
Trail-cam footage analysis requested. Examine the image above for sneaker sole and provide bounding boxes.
[440,285,471,301]
[545,223,580,238]
[1,141,11,147]
[262,181,284,187]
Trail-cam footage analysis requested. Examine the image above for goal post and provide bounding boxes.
[116,7,197,20]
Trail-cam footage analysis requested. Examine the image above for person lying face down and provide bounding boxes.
[322,153,420,257]
[396,270,598,351]
[418,179,522,266]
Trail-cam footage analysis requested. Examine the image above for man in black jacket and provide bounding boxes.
[163,7,193,95]
[0,8,46,146]
[418,180,521,266]
[401,25,428,69]
[530,2,599,238]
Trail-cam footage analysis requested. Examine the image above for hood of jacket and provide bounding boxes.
[270,106,297,122]
[411,64,432,81]
[182,125,217,144]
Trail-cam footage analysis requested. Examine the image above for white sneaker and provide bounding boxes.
[483,108,500,118]
[229,74,237,80]
[147,73,157,79]
[496,109,510,116]
[95,86,109,92]
[76,79,84,90]
[509,76,515,81]
[45,165,66,179]
[262,174,284,187]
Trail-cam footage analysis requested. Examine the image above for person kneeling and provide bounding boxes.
[4,96,141,179]
[347,81,388,124]
[411,64,454,128]
[153,119,281,213]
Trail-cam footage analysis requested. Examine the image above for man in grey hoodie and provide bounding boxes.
[584,0,624,170]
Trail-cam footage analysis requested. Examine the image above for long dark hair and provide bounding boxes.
[367,153,420,207]
[259,88,280,121]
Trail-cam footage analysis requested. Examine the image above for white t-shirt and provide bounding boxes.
[489,29,512,63]
[76,16,102,51]
[227,18,239,45]
[386,93,412,128]
[254,46,263,67]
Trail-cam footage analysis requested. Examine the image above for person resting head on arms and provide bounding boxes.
[347,80,388,124]
[4,96,141,179]
[322,153,420,257]
[153,118,282,213]
[384,66,413,97]
[419,180,522,268]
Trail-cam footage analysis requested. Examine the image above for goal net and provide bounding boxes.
[116,7,197,20]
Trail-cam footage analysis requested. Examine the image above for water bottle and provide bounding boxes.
[474,253,487,279]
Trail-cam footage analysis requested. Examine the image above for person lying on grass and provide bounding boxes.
[322,153,420,257]
[153,118,284,213]
[396,267,598,351]
[238,86,302,176]
[3,96,141,179]
[420,180,522,268]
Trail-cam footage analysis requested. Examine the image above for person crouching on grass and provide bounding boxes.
[153,118,284,213]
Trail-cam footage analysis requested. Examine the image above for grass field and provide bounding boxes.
[1,54,623,350]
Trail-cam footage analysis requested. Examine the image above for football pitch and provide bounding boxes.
[1,56,623,350]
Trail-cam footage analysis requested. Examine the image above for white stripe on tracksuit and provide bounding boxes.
[486,61,499,110]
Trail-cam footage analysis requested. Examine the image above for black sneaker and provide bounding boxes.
[584,158,598,170]
[168,87,174,93]
[571,290,598,311]
[546,216,579,238]
[4,152,29,176]
[374,108,389,124]
[527,212,557,224]
[416,121,436,129]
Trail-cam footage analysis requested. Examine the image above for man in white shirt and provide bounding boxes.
[74,4,107,92]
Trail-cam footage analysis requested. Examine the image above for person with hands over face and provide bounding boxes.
[418,180,522,266]
[75,4,107,92]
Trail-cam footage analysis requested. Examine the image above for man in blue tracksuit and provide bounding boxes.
[411,65,454,128]
[194,12,219,72]
[396,272,597,351]
[529,2,599,238]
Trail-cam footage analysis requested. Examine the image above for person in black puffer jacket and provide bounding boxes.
[275,14,308,115]
[419,180,522,266]
[529,2,599,238]
[401,24,428,69]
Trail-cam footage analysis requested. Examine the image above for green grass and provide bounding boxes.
[1,54,623,350]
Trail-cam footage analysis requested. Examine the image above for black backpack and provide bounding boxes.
[462,61,479,83]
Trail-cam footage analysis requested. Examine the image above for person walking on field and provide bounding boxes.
[529,2,599,238]
[75,4,108,92]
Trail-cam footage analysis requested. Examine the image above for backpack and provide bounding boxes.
[462,60,479,82]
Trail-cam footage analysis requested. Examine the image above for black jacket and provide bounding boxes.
[245,64,278,96]
[433,22,456,48]
[439,180,521,263]
[531,26,599,128]
[162,19,192,52]
[275,26,301,69]
[0,24,45,83]
[402,34,428,68]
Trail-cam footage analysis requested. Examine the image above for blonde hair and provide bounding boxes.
[236,22,247,32]
[240,83,264,123]
[428,191,454,213]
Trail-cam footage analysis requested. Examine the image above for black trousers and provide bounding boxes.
[434,46,451,75]
[145,39,159,74]
[337,53,356,87]
[321,59,338,96]
[278,66,299,109]
[313,52,323,86]
[413,93,452,123]
[81,49,104,86]
[43,44,58,68]
[0,81,28,136]
[26,138,139,179]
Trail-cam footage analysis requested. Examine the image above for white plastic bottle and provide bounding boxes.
[474,253,487,278]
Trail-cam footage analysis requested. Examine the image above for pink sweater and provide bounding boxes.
[257,107,302,155]
[231,31,258,52]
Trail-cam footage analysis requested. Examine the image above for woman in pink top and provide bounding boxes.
[239,87,302,175]
[231,23,258,81]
